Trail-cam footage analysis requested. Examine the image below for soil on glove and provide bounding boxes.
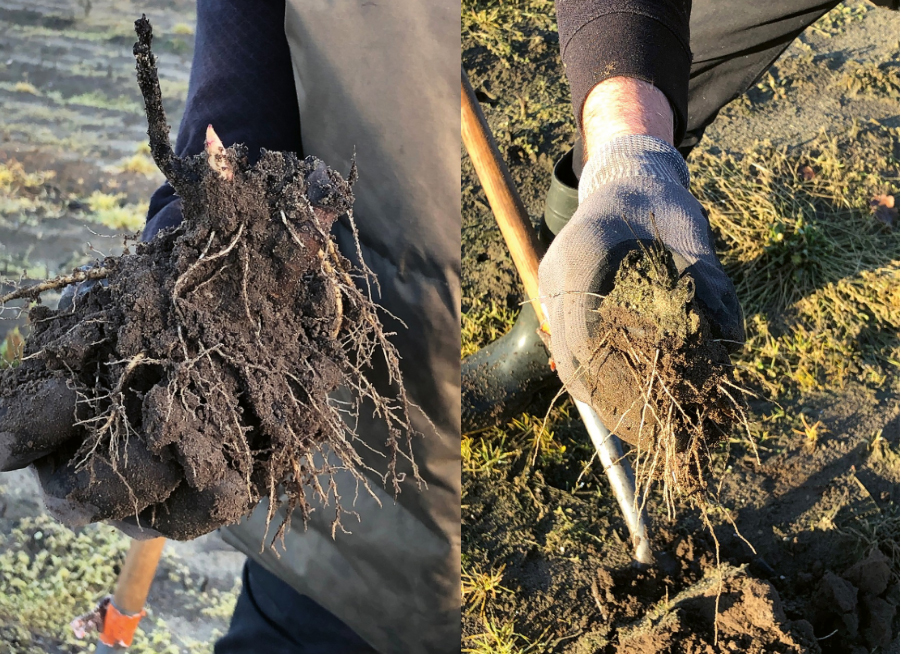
[584,247,742,495]
[0,17,413,541]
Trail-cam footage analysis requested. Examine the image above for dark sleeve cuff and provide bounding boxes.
[142,183,182,242]
[556,3,692,144]
[146,0,301,230]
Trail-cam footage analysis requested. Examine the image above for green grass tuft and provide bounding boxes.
[461,300,518,358]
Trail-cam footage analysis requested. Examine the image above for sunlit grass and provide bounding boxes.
[464,617,552,654]
[0,328,25,369]
[117,153,159,177]
[462,563,510,615]
[691,124,899,398]
[12,81,40,95]
[461,300,517,358]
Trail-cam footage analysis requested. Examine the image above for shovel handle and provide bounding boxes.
[461,68,546,325]
[113,537,166,614]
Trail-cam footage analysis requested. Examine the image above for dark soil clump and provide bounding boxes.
[0,17,415,540]
[584,246,745,498]
[615,568,821,654]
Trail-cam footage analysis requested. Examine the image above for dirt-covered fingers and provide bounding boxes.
[32,435,182,527]
[0,377,79,471]
[115,467,259,541]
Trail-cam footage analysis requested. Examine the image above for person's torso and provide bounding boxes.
[223,3,461,653]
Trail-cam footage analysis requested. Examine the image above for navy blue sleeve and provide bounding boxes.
[144,0,302,239]
[555,0,692,144]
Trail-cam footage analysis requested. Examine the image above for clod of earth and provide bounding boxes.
[583,245,747,504]
[0,16,417,541]
[616,567,822,654]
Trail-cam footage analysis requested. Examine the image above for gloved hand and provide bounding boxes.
[537,134,743,416]
[1,198,249,541]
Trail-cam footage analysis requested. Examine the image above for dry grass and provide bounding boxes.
[462,0,555,64]
[84,190,148,232]
[117,153,159,177]
[0,328,24,369]
[12,81,40,96]
[464,617,552,654]
[0,160,56,220]
[462,563,511,615]
[691,124,899,398]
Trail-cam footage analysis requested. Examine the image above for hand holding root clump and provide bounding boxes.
[538,134,748,508]
[0,16,417,541]
[584,244,748,508]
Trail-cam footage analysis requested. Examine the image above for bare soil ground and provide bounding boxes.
[462,2,899,653]
[0,2,247,652]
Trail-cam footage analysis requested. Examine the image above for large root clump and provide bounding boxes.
[0,17,415,540]
[583,245,746,506]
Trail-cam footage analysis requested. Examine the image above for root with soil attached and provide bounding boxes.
[583,242,749,513]
[0,16,418,541]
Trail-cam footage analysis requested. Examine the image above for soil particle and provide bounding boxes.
[815,572,859,616]
[814,572,861,638]
[842,549,891,596]
[811,550,900,652]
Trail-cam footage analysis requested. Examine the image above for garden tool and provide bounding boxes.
[461,68,654,565]
[72,537,166,652]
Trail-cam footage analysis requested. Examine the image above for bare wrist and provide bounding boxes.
[581,78,674,160]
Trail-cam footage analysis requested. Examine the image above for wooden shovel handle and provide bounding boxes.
[113,537,166,615]
[461,68,546,325]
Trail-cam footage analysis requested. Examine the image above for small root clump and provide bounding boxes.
[584,245,747,510]
[0,16,417,541]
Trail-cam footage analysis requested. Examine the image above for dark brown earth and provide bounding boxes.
[464,432,899,653]
[0,18,412,542]
[584,247,741,497]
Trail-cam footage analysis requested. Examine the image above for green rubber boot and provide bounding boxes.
[462,149,579,433]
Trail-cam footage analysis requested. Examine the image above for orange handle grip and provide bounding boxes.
[99,601,146,648]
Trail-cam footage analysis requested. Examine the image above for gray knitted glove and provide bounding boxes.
[537,134,743,404]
